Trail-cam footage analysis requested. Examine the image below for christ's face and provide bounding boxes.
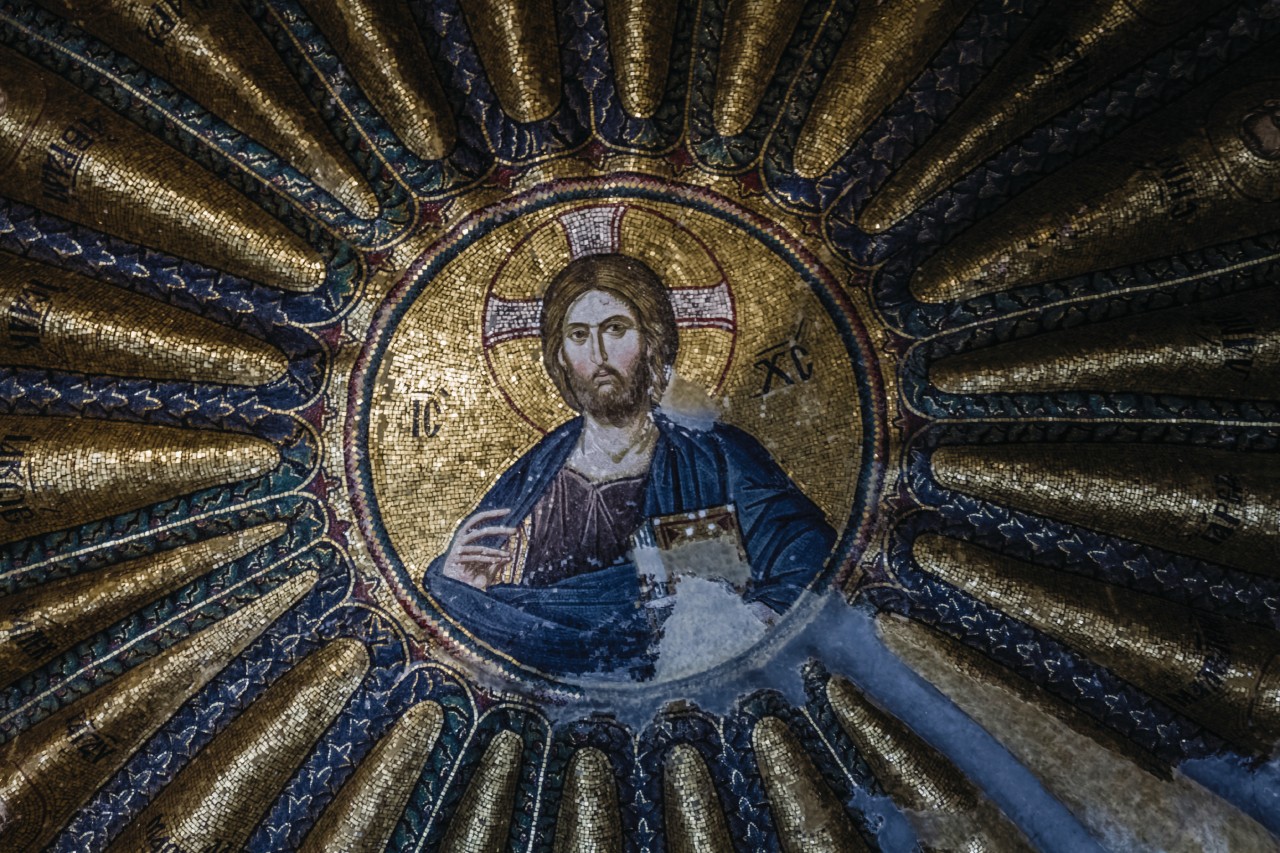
[558,288,649,423]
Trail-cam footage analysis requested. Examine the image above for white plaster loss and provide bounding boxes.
[652,576,767,681]
[659,372,721,429]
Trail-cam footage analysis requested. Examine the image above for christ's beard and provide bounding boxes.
[569,360,650,425]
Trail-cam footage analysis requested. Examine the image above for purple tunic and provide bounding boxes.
[520,466,647,587]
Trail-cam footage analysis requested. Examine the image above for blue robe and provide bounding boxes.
[423,412,834,678]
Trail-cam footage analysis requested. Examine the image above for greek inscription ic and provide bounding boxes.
[410,389,450,438]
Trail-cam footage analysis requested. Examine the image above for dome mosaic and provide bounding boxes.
[0,0,1279,849]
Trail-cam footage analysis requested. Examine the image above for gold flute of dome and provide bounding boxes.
[713,0,800,138]
[0,416,278,546]
[0,53,326,292]
[876,613,1279,852]
[295,0,456,161]
[0,522,284,687]
[910,49,1280,303]
[299,700,444,853]
[605,0,679,119]
[663,744,733,853]
[0,254,289,384]
[914,534,1280,752]
[0,571,315,853]
[441,729,524,853]
[35,0,378,219]
[930,287,1280,400]
[792,0,977,179]
[860,0,1234,232]
[105,636,368,853]
[552,748,623,853]
[751,716,869,853]
[458,0,561,123]
[931,444,1280,578]
[825,676,1033,853]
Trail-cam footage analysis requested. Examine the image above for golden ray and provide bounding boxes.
[0,51,326,292]
[0,416,278,546]
[910,49,1280,302]
[0,570,315,853]
[931,288,1280,400]
[458,0,561,123]
[296,0,455,161]
[751,716,869,853]
[793,0,977,178]
[299,700,444,853]
[861,0,1235,232]
[0,254,288,384]
[552,747,622,852]
[914,534,1280,752]
[605,0,680,118]
[931,443,1280,578]
[663,744,733,853]
[826,676,1033,852]
[105,636,368,853]
[440,729,524,853]
[36,0,378,218]
[0,522,285,686]
[877,613,1280,852]
[713,0,799,138]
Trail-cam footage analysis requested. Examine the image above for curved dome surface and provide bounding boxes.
[0,0,1278,850]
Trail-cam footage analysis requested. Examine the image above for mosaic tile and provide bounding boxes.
[0,0,1277,849]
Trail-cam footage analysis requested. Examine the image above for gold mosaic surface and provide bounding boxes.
[0,0,1278,849]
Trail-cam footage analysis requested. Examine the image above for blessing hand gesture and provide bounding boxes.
[441,508,517,591]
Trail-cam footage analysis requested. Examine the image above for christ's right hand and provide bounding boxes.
[441,508,517,591]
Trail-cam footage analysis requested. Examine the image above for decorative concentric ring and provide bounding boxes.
[1,0,1278,850]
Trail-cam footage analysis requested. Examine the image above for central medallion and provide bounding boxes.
[348,176,887,685]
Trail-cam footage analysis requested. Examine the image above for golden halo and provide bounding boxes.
[482,202,738,434]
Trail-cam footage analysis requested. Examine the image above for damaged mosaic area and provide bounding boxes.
[0,0,1279,850]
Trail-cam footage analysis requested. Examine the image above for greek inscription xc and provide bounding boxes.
[753,319,814,398]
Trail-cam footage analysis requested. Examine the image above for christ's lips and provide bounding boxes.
[593,367,621,385]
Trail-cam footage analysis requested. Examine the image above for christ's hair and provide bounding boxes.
[540,253,678,410]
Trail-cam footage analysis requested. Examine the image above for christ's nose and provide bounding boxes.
[589,329,607,364]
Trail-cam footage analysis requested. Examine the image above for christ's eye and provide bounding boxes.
[566,328,588,344]
[604,321,630,336]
